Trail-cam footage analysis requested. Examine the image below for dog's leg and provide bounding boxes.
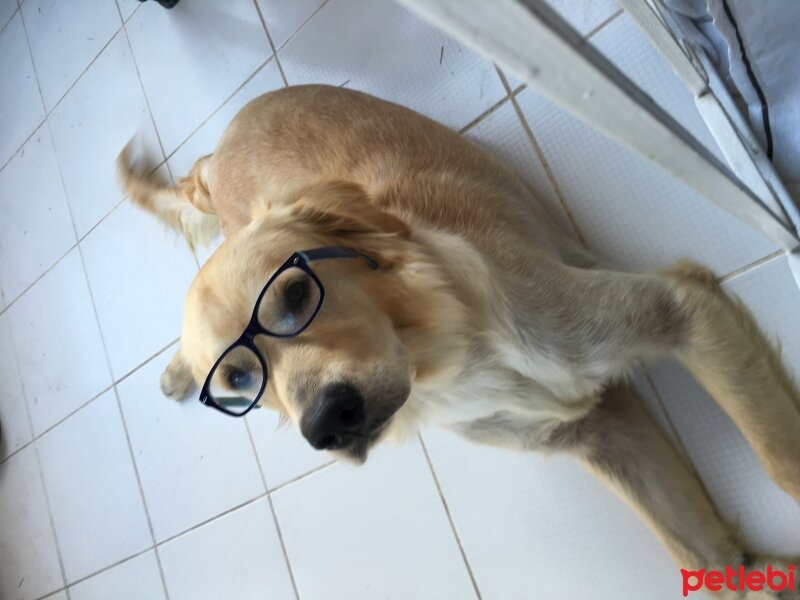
[548,383,798,598]
[160,347,194,400]
[663,262,800,504]
[550,260,800,503]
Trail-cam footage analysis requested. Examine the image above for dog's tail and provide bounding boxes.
[117,142,219,251]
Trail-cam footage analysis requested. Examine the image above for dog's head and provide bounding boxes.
[179,181,464,462]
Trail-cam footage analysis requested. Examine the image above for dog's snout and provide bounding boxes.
[301,383,366,451]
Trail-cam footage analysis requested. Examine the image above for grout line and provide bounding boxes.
[160,56,275,167]
[0,153,169,313]
[458,93,513,135]
[55,89,172,594]
[111,385,173,600]
[267,460,337,494]
[157,460,336,547]
[13,12,73,595]
[266,494,300,598]
[0,4,20,38]
[157,493,270,547]
[113,0,125,22]
[0,434,35,466]
[21,7,172,589]
[41,23,123,117]
[508,93,588,246]
[251,0,289,87]
[417,433,483,600]
[244,419,301,600]
[639,368,692,464]
[25,449,338,600]
[272,0,331,55]
[4,292,71,596]
[68,168,173,600]
[719,249,783,283]
[112,337,181,386]
[0,1,143,175]
[0,4,46,174]
[0,335,175,468]
[119,25,170,173]
[44,545,155,597]
[636,368,723,510]
[22,384,115,444]
[494,64,514,97]
[585,8,624,40]
[0,239,76,312]
[32,441,73,600]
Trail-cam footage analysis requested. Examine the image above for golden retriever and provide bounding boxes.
[119,85,800,597]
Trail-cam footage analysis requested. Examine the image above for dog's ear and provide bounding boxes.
[290,181,410,238]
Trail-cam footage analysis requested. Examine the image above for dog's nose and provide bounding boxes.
[301,383,366,451]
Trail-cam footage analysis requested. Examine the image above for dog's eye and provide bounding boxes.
[284,279,309,310]
[226,369,253,390]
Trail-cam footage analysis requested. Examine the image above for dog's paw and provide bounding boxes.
[160,351,194,400]
[160,367,193,400]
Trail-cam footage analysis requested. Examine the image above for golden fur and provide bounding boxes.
[119,85,800,598]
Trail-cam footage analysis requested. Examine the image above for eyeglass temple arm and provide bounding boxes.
[296,247,380,270]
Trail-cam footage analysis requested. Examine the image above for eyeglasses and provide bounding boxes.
[199,247,379,417]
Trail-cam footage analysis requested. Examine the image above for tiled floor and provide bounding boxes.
[1,1,799,599]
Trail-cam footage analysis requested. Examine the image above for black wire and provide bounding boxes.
[721,0,773,159]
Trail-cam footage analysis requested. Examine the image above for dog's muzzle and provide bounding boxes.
[300,382,366,451]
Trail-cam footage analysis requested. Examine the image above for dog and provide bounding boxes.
[119,85,800,598]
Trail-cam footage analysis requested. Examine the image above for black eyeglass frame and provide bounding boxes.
[198,247,379,417]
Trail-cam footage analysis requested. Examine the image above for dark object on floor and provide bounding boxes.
[138,0,180,8]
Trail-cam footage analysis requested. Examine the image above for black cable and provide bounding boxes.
[721,0,773,159]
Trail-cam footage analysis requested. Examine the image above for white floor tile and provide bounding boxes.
[80,200,197,379]
[248,409,331,490]
[116,0,140,22]
[421,428,687,600]
[37,390,152,583]
[167,58,284,178]
[255,0,325,48]
[158,498,295,600]
[116,345,266,542]
[513,91,776,274]
[69,551,166,600]
[0,125,75,301]
[41,592,68,600]
[279,0,506,131]
[126,0,272,154]
[0,0,17,32]
[649,256,800,557]
[0,12,45,167]
[7,248,111,435]
[0,445,64,600]
[21,0,122,111]
[48,31,162,237]
[0,313,33,459]
[272,440,476,600]
[464,99,575,238]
